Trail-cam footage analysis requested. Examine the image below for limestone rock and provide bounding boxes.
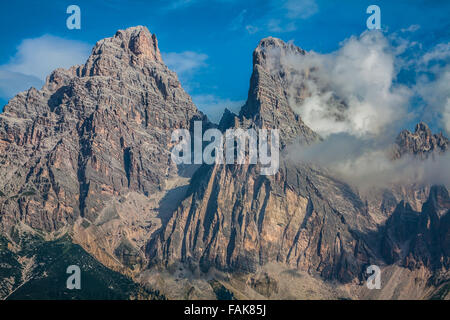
[394,122,448,159]
[0,26,207,275]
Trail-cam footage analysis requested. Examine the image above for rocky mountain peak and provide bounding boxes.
[237,37,317,147]
[253,37,305,69]
[218,108,239,131]
[394,122,448,158]
[77,26,165,78]
[415,121,432,136]
[114,26,163,62]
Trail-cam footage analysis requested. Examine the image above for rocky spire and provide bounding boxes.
[78,26,164,78]
[394,122,448,158]
[117,26,163,61]
[252,36,306,69]
[236,37,318,147]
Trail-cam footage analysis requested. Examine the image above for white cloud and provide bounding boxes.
[163,51,208,75]
[267,19,297,33]
[286,133,450,189]
[444,97,450,133]
[226,0,319,34]
[400,24,420,33]
[414,42,450,133]
[422,42,450,65]
[282,0,318,19]
[229,9,247,31]
[192,94,244,123]
[329,148,450,189]
[245,25,259,34]
[269,31,412,137]
[0,35,90,99]
[416,66,450,133]
[3,35,90,80]
[279,31,450,189]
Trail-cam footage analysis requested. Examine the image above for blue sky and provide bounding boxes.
[0,0,449,131]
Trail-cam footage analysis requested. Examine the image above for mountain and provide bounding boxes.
[394,122,448,159]
[0,27,448,300]
[0,26,208,289]
[0,26,206,230]
[238,37,319,147]
[150,38,377,285]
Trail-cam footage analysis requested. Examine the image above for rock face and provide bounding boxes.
[151,160,377,282]
[382,186,450,270]
[394,122,448,159]
[0,28,448,299]
[238,37,319,147]
[149,38,377,283]
[149,37,449,292]
[0,26,206,275]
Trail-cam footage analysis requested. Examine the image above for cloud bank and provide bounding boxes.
[285,134,450,189]
[273,30,449,188]
[270,31,413,138]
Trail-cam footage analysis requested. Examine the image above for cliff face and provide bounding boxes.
[150,38,378,283]
[238,37,319,147]
[151,160,378,282]
[0,27,448,299]
[149,37,449,291]
[382,186,450,270]
[0,26,207,276]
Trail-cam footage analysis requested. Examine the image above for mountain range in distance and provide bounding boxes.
[0,26,448,300]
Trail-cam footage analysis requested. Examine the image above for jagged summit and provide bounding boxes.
[218,107,238,131]
[415,121,432,134]
[40,26,166,89]
[114,26,163,61]
[253,37,305,67]
[3,25,197,121]
[76,26,164,78]
[236,36,317,147]
[98,26,162,62]
[394,122,448,158]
